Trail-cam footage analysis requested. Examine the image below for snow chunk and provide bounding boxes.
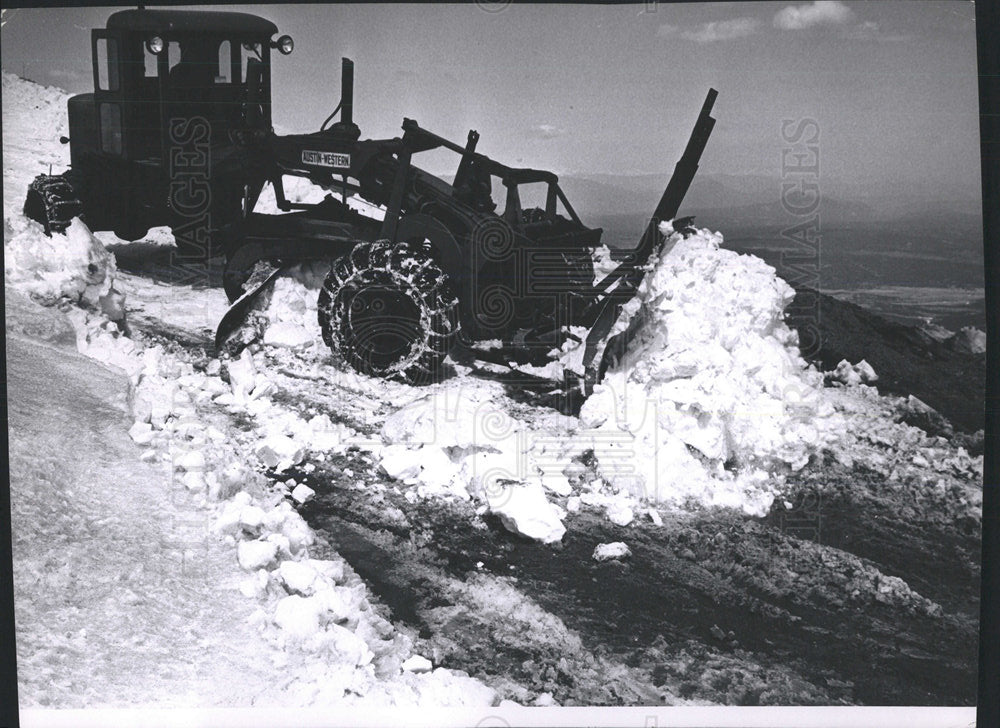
[829,359,878,386]
[278,561,321,596]
[947,326,986,354]
[291,482,315,504]
[238,505,266,531]
[278,511,316,555]
[237,540,279,571]
[537,471,572,497]
[263,321,314,349]
[225,349,258,401]
[486,482,566,544]
[128,421,154,445]
[606,502,635,527]
[401,655,433,673]
[239,570,270,599]
[379,444,424,481]
[314,585,364,622]
[255,434,307,472]
[593,542,632,561]
[273,594,322,641]
[254,264,328,349]
[322,623,374,667]
[173,449,206,472]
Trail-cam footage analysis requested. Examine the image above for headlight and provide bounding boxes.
[146,36,164,55]
[275,35,294,55]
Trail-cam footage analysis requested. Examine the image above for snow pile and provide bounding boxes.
[827,359,878,386]
[8,251,493,703]
[370,226,849,529]
[578,225,843,516]
[5,216,125,321]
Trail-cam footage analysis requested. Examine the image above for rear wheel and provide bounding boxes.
[318,240,459,384]
[24,174,83,235]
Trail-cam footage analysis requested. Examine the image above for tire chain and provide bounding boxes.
[317,240,459,385]
[24,174,83,236]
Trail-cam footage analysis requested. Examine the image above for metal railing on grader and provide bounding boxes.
[24,8,717,401]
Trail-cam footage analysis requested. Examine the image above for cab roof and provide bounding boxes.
[107,9,278,37]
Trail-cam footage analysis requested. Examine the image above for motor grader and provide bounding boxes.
[24,8,717,394]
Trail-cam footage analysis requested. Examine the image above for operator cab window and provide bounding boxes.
[144,43,158,78]
[240,42,263,83]
[99,103,122,155]
[167,41,181,74]
[167,39,221,89]
[216,40,232,84]
[95,37,119,92]
[517,182,548,223]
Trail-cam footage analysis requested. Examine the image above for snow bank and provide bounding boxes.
[5,216,125,321]
[213,484,496,706]
[2,72,72,217]
[21,274,494,704]
[577,225,842,516]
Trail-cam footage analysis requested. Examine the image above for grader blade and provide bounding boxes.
[581,88,718,394]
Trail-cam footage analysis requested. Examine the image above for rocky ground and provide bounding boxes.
[92,253,982,705]
[786,285,986,434]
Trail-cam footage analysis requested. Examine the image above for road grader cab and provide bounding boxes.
[25,8,717,398]
[24,9,289,246]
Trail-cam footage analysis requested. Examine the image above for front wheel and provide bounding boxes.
[317,240,459,384]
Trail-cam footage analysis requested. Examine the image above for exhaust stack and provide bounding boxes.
[341,57,354,127]
[322,57,360,140]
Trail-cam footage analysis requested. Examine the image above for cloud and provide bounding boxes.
[774,1,854,30]
[659,17,761,43]
[528,124,564,139]
[841,20,913,42]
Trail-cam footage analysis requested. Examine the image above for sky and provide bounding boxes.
[0,1,983,202]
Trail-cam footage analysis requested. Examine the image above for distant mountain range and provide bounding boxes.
[557,172,982,230]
